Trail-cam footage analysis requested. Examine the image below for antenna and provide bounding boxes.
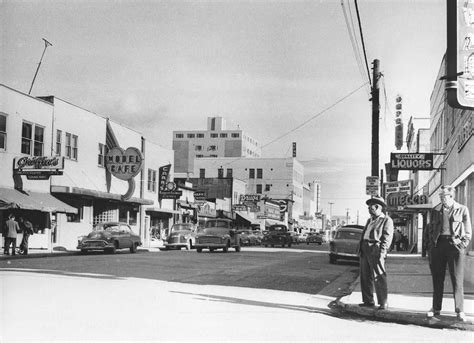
[28,38,53,95]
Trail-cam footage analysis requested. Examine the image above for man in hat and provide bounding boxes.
[426,185,471,321]
[358,196,394,310]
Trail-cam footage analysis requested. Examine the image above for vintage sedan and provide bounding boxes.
[77,222,141,254]
[237,230,260,246]
[262,224,292,248]
[328,225,364,264]
[161,223,197,250]
[306,232,323,245]
[194,219,241,253]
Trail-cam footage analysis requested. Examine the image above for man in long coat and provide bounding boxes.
[4,214,19,255]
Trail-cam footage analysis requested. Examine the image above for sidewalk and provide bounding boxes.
[332,253,474,331]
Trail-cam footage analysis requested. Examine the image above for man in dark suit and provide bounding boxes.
[359,196,394,310]
[426,185,472,321]
[4,213,19,255]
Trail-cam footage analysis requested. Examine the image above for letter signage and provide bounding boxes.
[13,156,65,180]
[106,147,144,181]
[390,153,434,171]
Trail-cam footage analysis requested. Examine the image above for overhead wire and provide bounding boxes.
[354,0,372,87]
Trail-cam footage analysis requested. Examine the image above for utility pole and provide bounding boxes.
[328,202,334,220]
[371,59,380,177]
[345,208,350,224]
[29,38,53,95]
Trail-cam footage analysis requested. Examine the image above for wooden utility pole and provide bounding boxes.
[371,59,380,177]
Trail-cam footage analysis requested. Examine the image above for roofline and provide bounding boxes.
[1,84,54,106]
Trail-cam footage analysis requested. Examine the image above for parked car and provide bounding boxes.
[77,222,141,254]
[262,224,292,248]
[252,230,264,245]
[237,230,260,246]
[306,232,323,245]
[328,225,364,264]
[289,231,300,245]
[194,219,241,253]
[161,223,197,250]
[297,233,308,243]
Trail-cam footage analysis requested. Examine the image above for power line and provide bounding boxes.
[354,0,372,87]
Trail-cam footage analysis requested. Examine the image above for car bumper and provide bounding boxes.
[77,241,115,251]
[164,243,187,249]
[329,252,359,258]
[194,243,226,248]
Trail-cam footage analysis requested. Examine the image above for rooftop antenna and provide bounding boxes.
[28,38,53,95]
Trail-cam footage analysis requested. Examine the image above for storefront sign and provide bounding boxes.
[160,181,182,199]
[240,194,261,203]
[194,191,207,201]
[387,193,429,208]
[390,153,434,170]
[13,156,65,180]
[233,204,247,211]
[383,180,413,198]
[106,147,143,180]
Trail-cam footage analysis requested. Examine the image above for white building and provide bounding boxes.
[172,116,261,175]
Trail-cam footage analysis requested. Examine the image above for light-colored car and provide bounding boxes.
[306,232,323,245]
[77,222,141,254]
[328,225,364,264]
[162,223,197,250]
[194,219,241,253]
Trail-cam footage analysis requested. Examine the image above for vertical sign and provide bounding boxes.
[395,95,403,150]
[447,0,474,109]
[292,142,296,157]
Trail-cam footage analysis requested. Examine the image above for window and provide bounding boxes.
[65,132,78,160]
[147,168,157,192]
[21,122,32,154]
[195,145,202,151]
[175,133,184,138]
[265,184,271,191]
[220,133,227,138]
[197,133,204,138]
[257,168,263,178]
[218,168,224,178]
[256,184,262,194]
[34,126,44,156]
[227,168,233,178]
[208,145,217,151]
[210,133,218,138]
[98,143,108,166]
[21,122,44,156]
[200,169,205,178]
[249,168,255,179]
[231,133,239,138]
[0,113,6,151]
[187,133,195,138]
[56,130,62,156]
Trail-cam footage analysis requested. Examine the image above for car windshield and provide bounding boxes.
[204,220,231,228]
[336,230,361,240]
[95,223,120,232]
[171,224,192,232]
[269,225,286,232]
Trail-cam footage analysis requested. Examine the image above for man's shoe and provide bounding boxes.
[378,304,388,310]
[358,302,375,307]
[457,312,466,321]
[426,309,440,318]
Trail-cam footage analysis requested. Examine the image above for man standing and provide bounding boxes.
[426,185,472,321]
[359,196,394,310]
[19,217,34,255]
[4,214,19,255]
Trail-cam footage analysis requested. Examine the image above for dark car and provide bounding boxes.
[161,223,197,250]
[328,225,364,264]
[77,222,141,254]
[237,230,260,246]
[194,219,241,253]
[262,224,292,248]
[306,232,323,245]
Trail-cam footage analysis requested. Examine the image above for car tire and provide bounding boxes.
[223,242,229,253]
[281,243,285,248]
[264,244,268,247]
[130,242,138,253]
[80,249,88,255]
[329,255,337,264]
[235,245,241,252]
[288,242,292,248]
[197,248,202,253]
[318,242,322,245]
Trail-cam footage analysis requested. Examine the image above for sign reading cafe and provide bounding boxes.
[105,147,144,200]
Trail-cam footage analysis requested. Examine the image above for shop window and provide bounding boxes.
[93,204,117,225]
[98,143,108,166]
[249,168,255,179]
[119,205,138,225]
[67,206,83,222]
[257,168,263,179]
[56,130,62,156]
[199,168,205,178]
[0,113,6,151]
[148,168,157,192]
[256,184,263,194]
[65,132,78,160]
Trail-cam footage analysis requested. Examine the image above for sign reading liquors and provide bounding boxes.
[390,153,434,170]
[106,147,144,180]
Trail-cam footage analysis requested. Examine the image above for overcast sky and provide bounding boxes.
[1,0,445,222]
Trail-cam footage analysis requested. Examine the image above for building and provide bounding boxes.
[428,56,473,283]
[172,116,261,175]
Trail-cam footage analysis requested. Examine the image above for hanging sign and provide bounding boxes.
[390,153,434,170]
[13,156,65,180]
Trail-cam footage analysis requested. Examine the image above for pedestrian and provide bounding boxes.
[392,228,402,251]
[358,196,394,310]
[18,217,34,255]
[4,214,20,255]
[426,185,472,321]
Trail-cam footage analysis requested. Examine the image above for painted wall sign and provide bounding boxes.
[390,153,434,170]
[106,147,143,180]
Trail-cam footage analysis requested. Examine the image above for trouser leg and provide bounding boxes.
[430,242,447,311]
[360,244,374,304]
[11,238,16,254]
[447,245,465,313]
[373,255,388,305]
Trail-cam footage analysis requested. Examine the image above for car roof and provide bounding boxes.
[340,225,364,230]
[96,222,128,226]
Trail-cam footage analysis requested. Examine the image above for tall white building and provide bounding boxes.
[172,116,261,175]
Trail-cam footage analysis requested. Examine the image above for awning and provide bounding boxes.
[0,188,78,213]
[145,207,180,214]
[51,185,153,205]
[236,212,258,225]
[264,218,287,227]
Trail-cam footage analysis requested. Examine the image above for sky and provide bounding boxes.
[0,0,446,223]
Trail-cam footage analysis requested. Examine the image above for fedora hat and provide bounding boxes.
[366,196,387,208]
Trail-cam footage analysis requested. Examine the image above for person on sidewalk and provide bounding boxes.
[18,217,34,255]
[426,185,472,321]
[358,196,394,310]
[4,214,19,255]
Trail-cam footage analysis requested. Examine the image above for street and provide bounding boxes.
[1,246,472,342]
